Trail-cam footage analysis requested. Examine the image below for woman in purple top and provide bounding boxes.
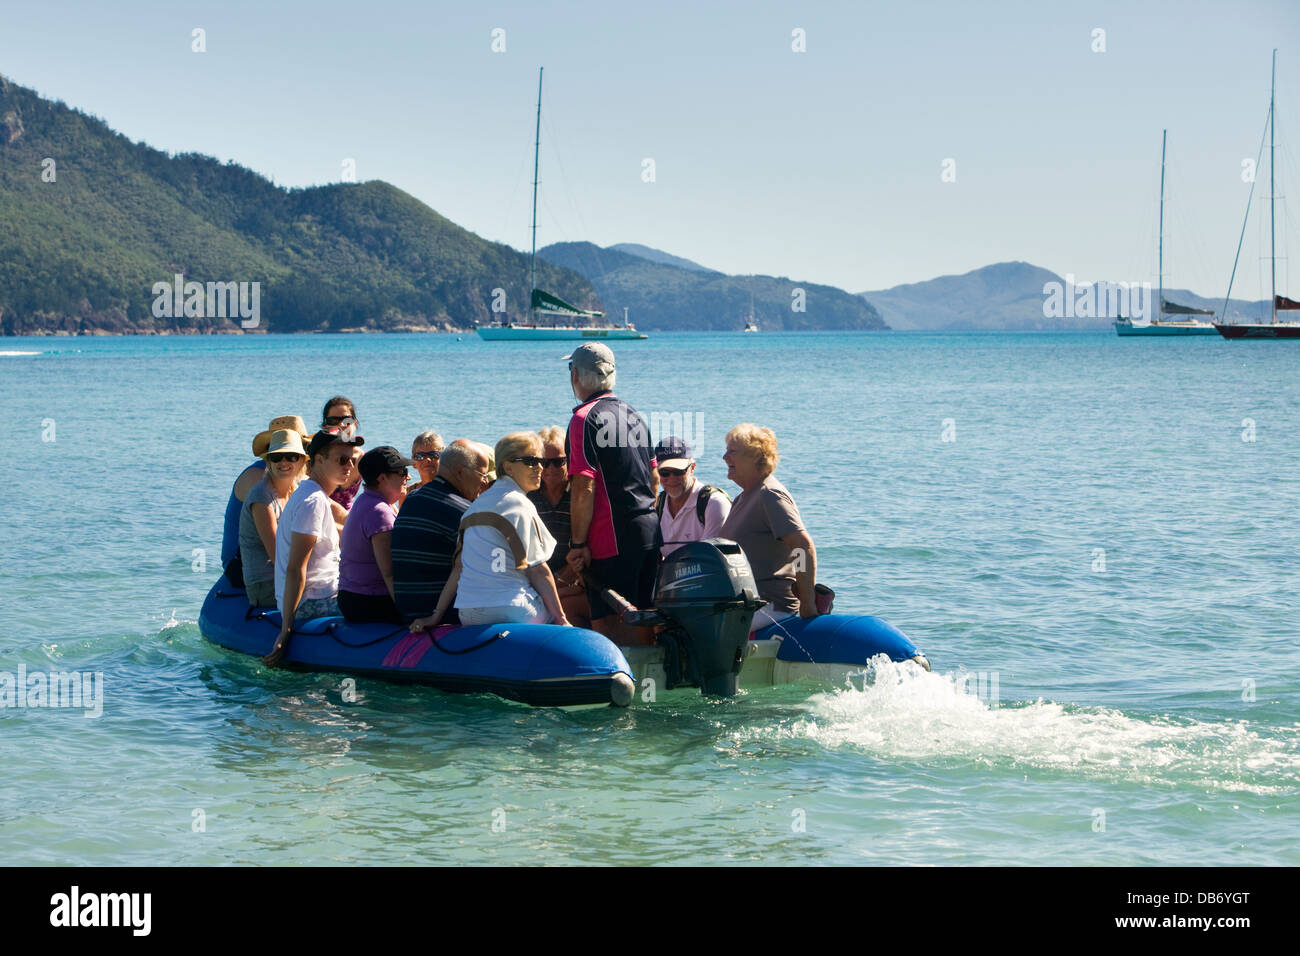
[338,446,412,624]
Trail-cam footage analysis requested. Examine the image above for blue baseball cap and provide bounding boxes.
[654,436,693,470]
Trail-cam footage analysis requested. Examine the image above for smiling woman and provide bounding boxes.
[238,428,307,608]
[719,424,818,626]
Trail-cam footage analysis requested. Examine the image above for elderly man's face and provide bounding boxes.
[661,461,694,501]
[458,456,492,501]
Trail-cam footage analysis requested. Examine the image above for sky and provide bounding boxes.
[2,0,1297,298]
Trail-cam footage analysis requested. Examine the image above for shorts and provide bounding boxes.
[339,589,404,625]
[458,594,551,627]
[585,547,659,621]
[287,595,340,622]
[246,578,276,608]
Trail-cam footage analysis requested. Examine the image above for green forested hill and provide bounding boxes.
[0,74,598,334]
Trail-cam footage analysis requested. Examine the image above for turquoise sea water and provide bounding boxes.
[2,330,1298,865]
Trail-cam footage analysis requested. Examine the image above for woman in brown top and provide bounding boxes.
[719,424,819,621]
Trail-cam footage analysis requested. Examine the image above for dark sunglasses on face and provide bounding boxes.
[509,456,544,467]
[323,415,356,427]
[659,467,687,477]
[332,455,356,468]
[267,453,302,463]
[413,451,440,461]
[542,457,567,468]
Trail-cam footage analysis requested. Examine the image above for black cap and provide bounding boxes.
[359,445,414,485]
[307,427,364,459]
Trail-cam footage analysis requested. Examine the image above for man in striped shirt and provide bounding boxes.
[391,440,492,625]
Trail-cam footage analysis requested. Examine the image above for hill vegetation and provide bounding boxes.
[539,242,887,331]
[0,74,598,334]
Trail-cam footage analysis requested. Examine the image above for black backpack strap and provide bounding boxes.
[655,490,666,518]
[695,485,729,524]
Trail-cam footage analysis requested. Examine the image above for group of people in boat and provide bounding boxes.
[219,343,820,666]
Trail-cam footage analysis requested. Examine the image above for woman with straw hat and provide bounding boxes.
[221,415,310,587]
[239,429,307,608]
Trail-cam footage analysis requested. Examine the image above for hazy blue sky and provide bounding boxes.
[3,0,1297,298]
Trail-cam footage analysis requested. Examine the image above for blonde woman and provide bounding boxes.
[411,432,568,630]
[529,424,590,627]
[238,429,307,608]
[719,424,819,623]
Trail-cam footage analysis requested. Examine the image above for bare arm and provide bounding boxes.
[330,499,348,532]
[233,464,264,502]
[410,555,461,633]
[567,474,595,570]
[264,531,316,665]
[371,530,396,602]
[525,562,569,626]
[250,501,277,563]
[780,529,818,618]
[649,465,660,500]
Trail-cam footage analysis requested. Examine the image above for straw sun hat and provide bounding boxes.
[252,415,310,458]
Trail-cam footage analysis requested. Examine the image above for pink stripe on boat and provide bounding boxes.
[399,634,433,668]
[382,633,421,668]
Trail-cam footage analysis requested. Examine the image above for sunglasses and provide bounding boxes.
[323,415,356,427]
[413,451,441,461]
[267,453,302,463]
[542,457,567,468]
[331,455,356,468]
[659,467,687,477]
[509,456,544,468]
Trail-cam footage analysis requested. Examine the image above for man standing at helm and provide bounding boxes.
[563,343,660,646]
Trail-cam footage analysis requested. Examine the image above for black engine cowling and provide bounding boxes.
[652,539,766,696]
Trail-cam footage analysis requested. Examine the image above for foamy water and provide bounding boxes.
[742,658,1300,796]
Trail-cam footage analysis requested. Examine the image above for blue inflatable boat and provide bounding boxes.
[199,577,637,707]
[198,540,930,705]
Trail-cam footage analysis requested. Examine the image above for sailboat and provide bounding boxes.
[1215,51,1300,339]
[1115,130,1218,335]
[742,295,759,332]
[477,68,647,342]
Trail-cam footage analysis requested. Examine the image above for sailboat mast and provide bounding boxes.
[1159,129,1166,318]
[1270,49,1277,324]
[530,67,543,313]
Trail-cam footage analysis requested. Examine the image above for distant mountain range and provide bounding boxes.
[860,261,1269,331]
[606,243,718,274]
[1,73,1266,336]
[538,242,886,331]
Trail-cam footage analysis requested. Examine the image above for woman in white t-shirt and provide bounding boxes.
[411,433,569,630]
[264,428,364,667]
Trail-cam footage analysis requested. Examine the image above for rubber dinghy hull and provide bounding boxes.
[620,613,930,692]
[199,578,635,707]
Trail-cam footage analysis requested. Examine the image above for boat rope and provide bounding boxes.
[326,625,408,648]
[235,601,506,653]
[428,629,508,656]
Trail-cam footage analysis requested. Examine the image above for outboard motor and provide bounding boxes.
[643,539,765,697]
